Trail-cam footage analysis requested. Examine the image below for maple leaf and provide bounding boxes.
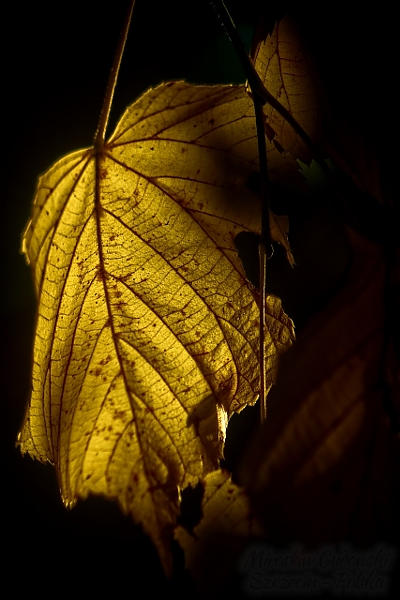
[18,80,294,573]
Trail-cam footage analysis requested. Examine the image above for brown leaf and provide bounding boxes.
[240,229,400,546]
[18,81,294,573]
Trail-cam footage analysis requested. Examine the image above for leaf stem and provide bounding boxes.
[210,0,271,423]
[94,0,136,150]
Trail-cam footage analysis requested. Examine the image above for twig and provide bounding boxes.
[210,0,271,423]
[254,99,271,424]
[209,0,267,102]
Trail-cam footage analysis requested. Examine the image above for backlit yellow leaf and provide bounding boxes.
[18,81,294,572]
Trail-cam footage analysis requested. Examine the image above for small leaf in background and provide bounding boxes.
[175,469,262,594]
[18,81,294,573]
[251,13,323,184]
[253,11,399,208]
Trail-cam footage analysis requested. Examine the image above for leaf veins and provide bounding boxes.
[19,81,294,572]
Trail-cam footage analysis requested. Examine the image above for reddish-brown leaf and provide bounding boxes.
[240,230,400,545]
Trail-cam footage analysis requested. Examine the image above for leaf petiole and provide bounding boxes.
[94,0,136,150]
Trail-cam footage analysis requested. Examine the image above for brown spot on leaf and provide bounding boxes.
[114,409,126,420]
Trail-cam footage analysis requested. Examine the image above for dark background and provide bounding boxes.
[1,0,398,595]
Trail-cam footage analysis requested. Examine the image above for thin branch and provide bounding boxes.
[254,99,271,424]
[209,0,267,102]
[94,0,136,150]
[258,242,268,424]
[253,99,272,256]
